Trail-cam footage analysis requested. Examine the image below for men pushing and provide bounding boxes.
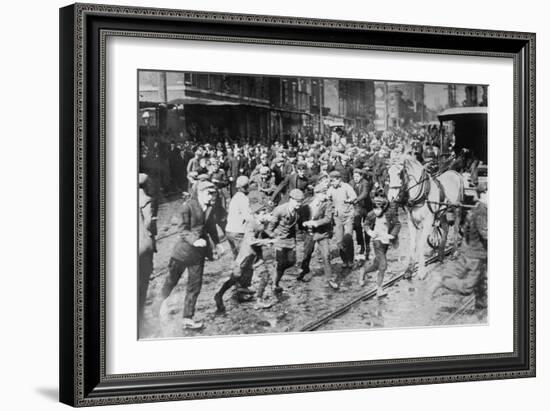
[214,200,275,313]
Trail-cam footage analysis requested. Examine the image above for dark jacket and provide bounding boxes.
[265,203,298,248]
[227,155,240,181]
[209,168,229,189]
[363,202,401,246]
[171,198,220,263]
[300,198,333,241]
[237,156,249,176]
[271,173,311,203]
[350,178,373,216]
[463,201,487,259]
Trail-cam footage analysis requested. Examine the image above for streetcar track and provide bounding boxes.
[299,247,454,332]
[439,294,476,325]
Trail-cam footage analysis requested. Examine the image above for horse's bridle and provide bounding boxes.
[388,166,408,204]
[391,164,431,208]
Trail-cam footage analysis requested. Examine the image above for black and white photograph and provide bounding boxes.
[137,70,489,339]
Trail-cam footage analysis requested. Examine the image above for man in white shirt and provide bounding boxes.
[225,175,253,257]
[327,170,357,289]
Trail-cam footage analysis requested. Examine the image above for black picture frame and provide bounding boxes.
[59,3,536,407]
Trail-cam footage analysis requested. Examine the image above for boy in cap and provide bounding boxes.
[214,200,275,313]
[158,180,225,330]
[265,188,304,293]
[297,181,334,282]
[359,189,401,297]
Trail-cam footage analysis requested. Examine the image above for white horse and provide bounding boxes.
[387,155,464,280]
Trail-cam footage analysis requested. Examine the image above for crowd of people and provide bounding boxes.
[138,125,487,333]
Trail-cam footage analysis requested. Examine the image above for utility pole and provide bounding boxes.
[158,71,167,102]
[420,84,425,123]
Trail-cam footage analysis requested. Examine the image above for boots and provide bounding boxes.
[214,292,225,314]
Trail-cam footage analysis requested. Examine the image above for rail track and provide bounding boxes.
[299,247,455,332]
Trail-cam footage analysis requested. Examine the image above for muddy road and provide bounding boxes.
[140,197,486,339]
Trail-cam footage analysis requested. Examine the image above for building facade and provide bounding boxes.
[138,71,378,144]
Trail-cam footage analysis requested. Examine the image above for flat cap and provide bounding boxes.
[476,181,488,194]
[197,180,216,192]
[236,175,250,188]
[138,173,149,187]
[314,183,328,194]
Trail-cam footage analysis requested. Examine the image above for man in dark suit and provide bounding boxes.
[158,180,224,330]
[226,148,240,197]
[270,162,312,205]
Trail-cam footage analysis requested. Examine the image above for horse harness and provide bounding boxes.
[394,165,450,226]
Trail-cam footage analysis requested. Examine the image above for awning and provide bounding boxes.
[437,106,487,121]
[139,97,264,109]
[168,97,241,106]
[323,117,345,127]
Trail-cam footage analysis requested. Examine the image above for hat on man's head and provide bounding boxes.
[289,188,305,202]
[329,170,341,179]
[197,180,216,193]
[260,166,270,175]
[236,175,250,189]
[476,181,488,194]
[314,183,328,194]
[353,168,364,176]
[138,173,149,188]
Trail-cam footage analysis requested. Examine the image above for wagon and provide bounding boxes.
[437,106,488,204]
